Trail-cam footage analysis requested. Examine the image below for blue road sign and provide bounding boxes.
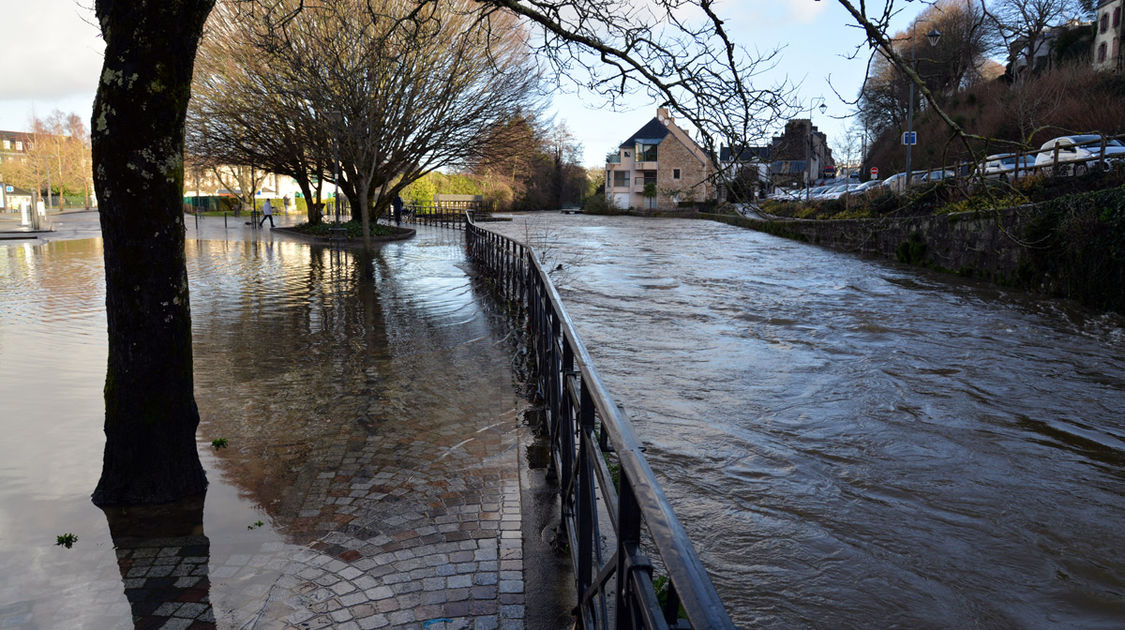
[902,131,917,146]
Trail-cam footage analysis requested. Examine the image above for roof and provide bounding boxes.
[720,146,771,162]
[619,118,670,149]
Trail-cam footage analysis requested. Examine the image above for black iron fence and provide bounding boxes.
[465,215,735,629]
[403,203,470,230]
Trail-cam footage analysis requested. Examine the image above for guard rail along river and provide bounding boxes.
[461,211,736,629]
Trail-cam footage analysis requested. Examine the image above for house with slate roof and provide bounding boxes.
[604,108,713,210]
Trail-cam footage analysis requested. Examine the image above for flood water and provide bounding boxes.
[487,213,1125,629]
[0,224,523,628]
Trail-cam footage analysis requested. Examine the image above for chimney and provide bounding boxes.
[657,107,671,124]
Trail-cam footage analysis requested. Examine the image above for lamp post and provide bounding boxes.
[805,98,826,201]
[904,26,942,185]
[327,110,342,224]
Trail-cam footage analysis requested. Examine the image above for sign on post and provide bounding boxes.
[902,131,917,146]
[870,167,879,178]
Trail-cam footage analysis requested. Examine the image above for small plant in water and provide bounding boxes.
[211,438,229,449]
[56,533,78,548]
[247,520,264,530]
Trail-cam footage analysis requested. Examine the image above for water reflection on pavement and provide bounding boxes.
[0,221,531,629]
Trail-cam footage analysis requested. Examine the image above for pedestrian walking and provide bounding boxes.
[392,194,404,226]
[259,199,275,228]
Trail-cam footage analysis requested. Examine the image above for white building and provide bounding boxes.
[1094,0,1123,72]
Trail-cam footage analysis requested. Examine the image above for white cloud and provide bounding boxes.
[0,0,104,101]
[785,0,829,24]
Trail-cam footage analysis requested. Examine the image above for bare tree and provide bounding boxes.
[988,0,1091,79]
[189,2,334,223]
[0,111,92,209]
[91,0,801,509]
[857,0,996,138]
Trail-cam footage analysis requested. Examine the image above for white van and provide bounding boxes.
[1034,135,1125,175]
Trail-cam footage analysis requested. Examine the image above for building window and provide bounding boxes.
[637,142,658,162]
[1102,12,1110,33]
[673,168,681,180]
[1114,7,1121,27]
[14,141,22,151]
[613,170,630,188]
[1,140,9,150]
[1098,42,1107,62]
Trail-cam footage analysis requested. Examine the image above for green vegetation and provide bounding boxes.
[55,533,78,548]
[289,220,394,239]
[211,437,228,449]
[247,520,264,530]
[1016,187,1125,312]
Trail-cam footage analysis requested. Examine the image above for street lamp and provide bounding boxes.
[805,98,827,201]
[904,26,942,185]
[327,110,342,224]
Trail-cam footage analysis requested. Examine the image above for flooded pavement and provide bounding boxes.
[0,214,537,629]
[486,213,1125,629]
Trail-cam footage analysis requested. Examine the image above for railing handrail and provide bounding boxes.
[463,211,735,629]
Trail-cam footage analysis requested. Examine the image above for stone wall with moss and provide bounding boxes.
[703,187,1125,313]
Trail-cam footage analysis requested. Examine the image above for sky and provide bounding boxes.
[0,0,927,169]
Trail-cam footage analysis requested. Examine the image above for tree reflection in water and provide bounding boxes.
[101,495,215,629]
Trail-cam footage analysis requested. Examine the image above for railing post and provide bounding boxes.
[616,474,642,630]
[577,377,596,617]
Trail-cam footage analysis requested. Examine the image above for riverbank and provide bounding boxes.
[703,186,1125,314]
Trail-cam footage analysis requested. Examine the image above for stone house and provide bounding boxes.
[1094,0,1123,72]
[0,130,34,166]
[767,119,834,188]
[604,108,713,210]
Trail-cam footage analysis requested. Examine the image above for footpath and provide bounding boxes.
[0,210,572,630]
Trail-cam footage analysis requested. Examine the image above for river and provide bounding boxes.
[486,212,1125,629]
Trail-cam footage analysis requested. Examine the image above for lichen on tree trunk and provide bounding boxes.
[91,0,215,506]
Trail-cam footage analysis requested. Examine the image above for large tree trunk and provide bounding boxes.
[91,0,214,507]
[294,174,321,225]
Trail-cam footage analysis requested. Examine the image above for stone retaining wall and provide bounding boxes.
[703,188,1125,314]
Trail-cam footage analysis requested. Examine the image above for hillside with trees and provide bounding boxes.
[854,0,1123,178]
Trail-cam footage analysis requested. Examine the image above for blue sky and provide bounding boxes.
[0,0,927,168]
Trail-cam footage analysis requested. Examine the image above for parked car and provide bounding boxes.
[882,172,909,193]
[768,187,802,202]
[981,153,1036,180]
[1034,135,1125,175]
[816,184,851,200]
[913,169,956,184]
[849,179,885,194]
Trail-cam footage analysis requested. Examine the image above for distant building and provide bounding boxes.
[0,130,35,165]
[1094,0,1123,72]
[718,145,771,200]
[1008,20,1094,77]
[604,107,713,210]
[767,119,834,188]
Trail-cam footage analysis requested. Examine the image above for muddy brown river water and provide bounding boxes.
[486,213,1125,629]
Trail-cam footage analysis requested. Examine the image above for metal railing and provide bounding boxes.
[386,203,473,229]
[465,214,735,630]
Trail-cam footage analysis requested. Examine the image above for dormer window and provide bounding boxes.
[624,151,630,158]
[636,142,659,162]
